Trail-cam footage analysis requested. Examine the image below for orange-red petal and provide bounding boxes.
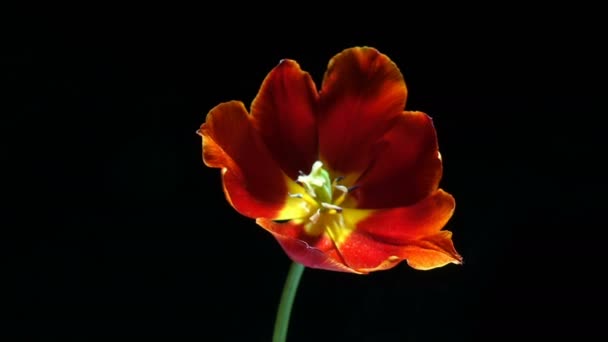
[337,190,461,272]
[344,111,443,209]
[257,190,460,273]
[398,231,462,270]
[251,59,319,180]
[256,218,359,273]
[317,47,407,177]
[200,101,310,220]
[349,189,456,242]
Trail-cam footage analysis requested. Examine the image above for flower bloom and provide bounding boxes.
[199,47,462,273]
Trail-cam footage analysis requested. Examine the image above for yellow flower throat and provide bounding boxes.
[290,161,353,237]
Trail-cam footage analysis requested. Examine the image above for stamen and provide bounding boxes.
[331,176,344,192]
[334,184,348,194]
[321,202,343,213]
[303,183,317,198]
[333,193,346,206]
[347,185,360,192]
[309,209,321,223]
[294,161,354,224]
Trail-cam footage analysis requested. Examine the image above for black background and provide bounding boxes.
[4,10,605,340]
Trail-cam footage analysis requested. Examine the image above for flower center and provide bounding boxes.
[290,161,355,235]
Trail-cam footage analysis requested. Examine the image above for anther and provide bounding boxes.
[289,193,303,199]
[347,185,360,192]
[334,184,348,194]
[321,202,343,213]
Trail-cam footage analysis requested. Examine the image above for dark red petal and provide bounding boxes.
[251,59,319,179]
[200,101,310,220]
[318,47,407,177]
[345,111,443,209]
[256,218,359,273]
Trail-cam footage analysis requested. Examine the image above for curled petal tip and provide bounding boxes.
[276,58,299,68]
[278,58,294,66]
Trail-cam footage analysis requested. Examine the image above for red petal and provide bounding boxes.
[251,59,319,179]
[344,111,443,209]
[351,190,456,242]
[336,190,461,272]
[256,218,360,273]
[257,190,460,274]
[318,47,407,177]
[200,101,310,220]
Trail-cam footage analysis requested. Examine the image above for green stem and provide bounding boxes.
[273,262,305,342]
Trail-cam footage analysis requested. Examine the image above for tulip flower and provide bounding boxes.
[198,46,462,341]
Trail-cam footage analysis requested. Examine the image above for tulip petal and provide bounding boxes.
[336,190,462,272]
[344,111,443,209]
[349,231,462,273]
[348,190,456,241]
[257,190,460,273]
[256,218,360,273]
[251,59,319,180]
[200,101,312,220]
[397,231,462,271]
[318,46,407,177]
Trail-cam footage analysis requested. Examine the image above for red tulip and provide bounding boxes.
[199,47,462,273]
